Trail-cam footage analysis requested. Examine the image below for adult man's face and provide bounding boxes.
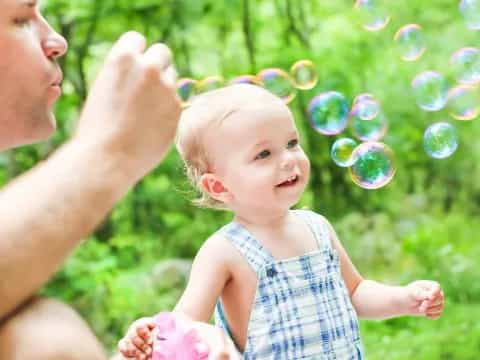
[0,0,67,150]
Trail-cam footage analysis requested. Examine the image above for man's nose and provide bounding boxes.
[42,32,68,59]
[39,15,68,60]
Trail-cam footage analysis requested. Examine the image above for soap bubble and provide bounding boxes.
[307,91,350,135]
[354,0,390,31]
[257,68,296,104]
[351,111,388,141]
[450,47,480,85]
[411,71,449,111]
[423,122,458,159]
[229,75,263,86]
[393,24,426,61]
[353,92,376,105]
[349,142,396,189]
[331,138,358,167]
[177,78,198,106]
[459,0,480,30]
[290,60,318,90]
[351,95,380,120]
[196,76,224,94]
[447,84,480,120]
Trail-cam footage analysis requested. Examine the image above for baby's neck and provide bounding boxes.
[233,209,291,231]
[233,209,318,260]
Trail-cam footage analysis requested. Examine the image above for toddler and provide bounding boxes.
[119,84,444,359]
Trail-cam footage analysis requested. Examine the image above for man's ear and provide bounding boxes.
[199,173,232,203]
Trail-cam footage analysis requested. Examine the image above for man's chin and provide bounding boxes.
[26,112,57,146]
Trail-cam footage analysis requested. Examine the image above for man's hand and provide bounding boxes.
[75,31,181,183]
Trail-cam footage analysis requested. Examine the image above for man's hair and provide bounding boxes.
[175,84,278,210]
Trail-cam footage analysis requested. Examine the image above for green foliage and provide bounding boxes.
[362,303,480,359]
[2,0,480,357]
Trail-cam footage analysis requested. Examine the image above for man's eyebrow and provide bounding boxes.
[20,0,37,7]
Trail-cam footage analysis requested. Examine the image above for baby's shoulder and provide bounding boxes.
[195,232,244,269]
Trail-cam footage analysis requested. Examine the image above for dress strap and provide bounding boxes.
[218,222,275,275]
[292,209,332,250]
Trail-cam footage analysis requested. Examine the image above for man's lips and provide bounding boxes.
[51,69,63,86]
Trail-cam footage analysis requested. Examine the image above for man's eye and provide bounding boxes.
[255,150,271,160]
[287,139,299,148]
[13,18,31,27]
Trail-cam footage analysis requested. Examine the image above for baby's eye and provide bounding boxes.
[255,149,271,160]
[287,139,299,149]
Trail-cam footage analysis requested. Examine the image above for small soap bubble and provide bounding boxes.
[229,75,263,86]
[196,76,224,94]
[354,0,390,32]
[351,111,388,141]
[331,138,358,167]
[411,71,449,111]
[450,47,480,85]
[459,0,480,30]
[257,68,296,104]
[349,142,396,189]
[423,122,458,159]
[177,78,198,106]
[394,24,426,61]
[290,60,318,90]
[353,93,376,104]
[447,85,480,120]
[351,95,380,120]
[307,91,350,135]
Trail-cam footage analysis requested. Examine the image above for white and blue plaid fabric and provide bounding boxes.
[214,209,364,359]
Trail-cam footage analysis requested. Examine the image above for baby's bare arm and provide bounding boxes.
[323,219,364,296]
[174,234,233,322]
[325,219,444,320]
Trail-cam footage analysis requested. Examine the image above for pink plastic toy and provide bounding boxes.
[152,312,210,360]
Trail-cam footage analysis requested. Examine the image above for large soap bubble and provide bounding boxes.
[354,0,391,31]
[349,142,396,189]
[423,122,459,159]
[411,71,449,111]
[308,91,350,135]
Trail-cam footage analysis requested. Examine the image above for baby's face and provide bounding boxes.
[204,90,310,214]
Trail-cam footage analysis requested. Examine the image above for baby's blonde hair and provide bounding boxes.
[175,84,280,210]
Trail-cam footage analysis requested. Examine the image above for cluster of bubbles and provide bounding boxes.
[177,58,394,189]
[176,0,479,190]
[176,59,318,107]
[352,0,480,171]
[308,90,395,189]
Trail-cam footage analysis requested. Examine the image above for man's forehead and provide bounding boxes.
[6,0,38,7]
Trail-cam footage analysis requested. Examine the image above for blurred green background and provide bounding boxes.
[1,0,479,358]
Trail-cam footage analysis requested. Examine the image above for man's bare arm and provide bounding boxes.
[0,31,181,319]
[0,141,133,318]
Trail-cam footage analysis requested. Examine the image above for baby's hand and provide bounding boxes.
[405,280,445,320]
[118,317,156,359]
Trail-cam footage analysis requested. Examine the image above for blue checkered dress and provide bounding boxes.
[214,209,364,359]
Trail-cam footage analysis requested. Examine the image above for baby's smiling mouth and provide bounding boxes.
[276,175,299,187]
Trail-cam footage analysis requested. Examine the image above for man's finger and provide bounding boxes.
[109,31,147,60]
[142,43,173,71]
[162,65,178,89]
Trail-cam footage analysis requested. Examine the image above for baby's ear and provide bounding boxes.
[199,173,232,203]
